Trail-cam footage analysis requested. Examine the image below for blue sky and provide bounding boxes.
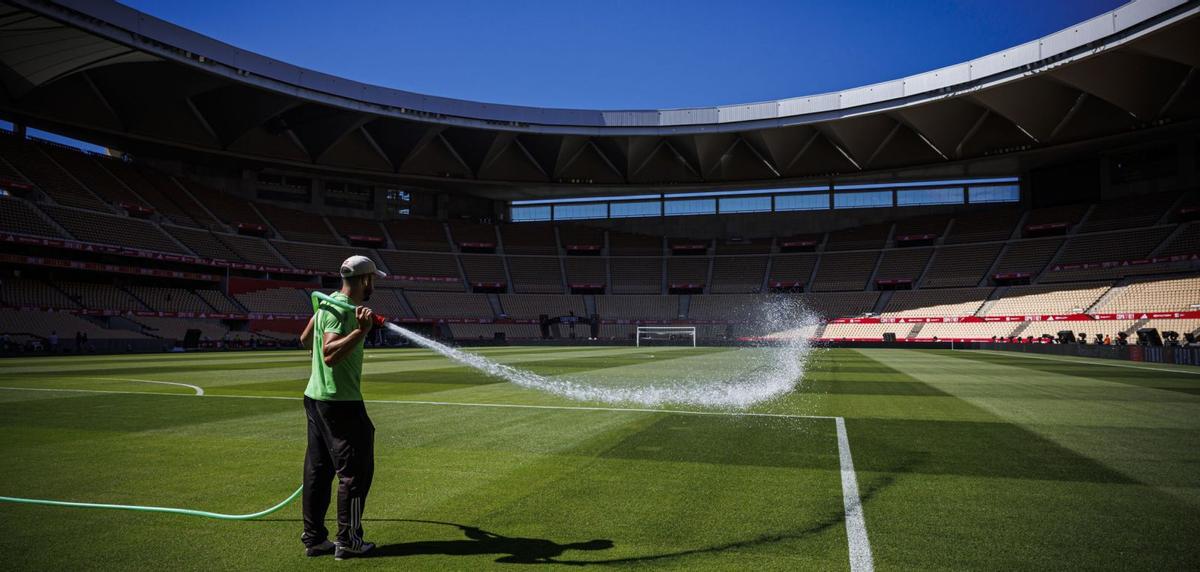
[119,0,1124,110]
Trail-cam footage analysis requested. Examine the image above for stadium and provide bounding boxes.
[0,0,1198,569]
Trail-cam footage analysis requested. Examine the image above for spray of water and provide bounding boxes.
[384,298,820,409]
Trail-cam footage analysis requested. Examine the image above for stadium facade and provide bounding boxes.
[0,0,1197,357]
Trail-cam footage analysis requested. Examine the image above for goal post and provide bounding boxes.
[636,326,697,347]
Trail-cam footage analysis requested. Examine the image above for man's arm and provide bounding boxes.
[321,306,374,366]
[300,314,316,350]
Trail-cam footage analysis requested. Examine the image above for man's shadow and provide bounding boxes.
[369,520,613,565]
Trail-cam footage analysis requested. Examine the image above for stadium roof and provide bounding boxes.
[0,0,1198,199]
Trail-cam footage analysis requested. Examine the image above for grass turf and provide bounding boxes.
[0,347,1197,570]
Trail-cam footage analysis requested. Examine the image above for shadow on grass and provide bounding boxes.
[267,458,911,566]
[365,520,613,564]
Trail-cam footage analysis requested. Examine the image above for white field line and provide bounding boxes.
[976,350,1200,376]
[0,384,873,569]
[93,377,204,395]
[836,417,875,572]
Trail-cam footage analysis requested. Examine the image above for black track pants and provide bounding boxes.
[301,396,375,549]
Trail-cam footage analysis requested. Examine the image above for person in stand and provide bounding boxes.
[297,255,385,560]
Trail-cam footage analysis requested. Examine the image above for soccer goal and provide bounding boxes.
[636,326,697,347]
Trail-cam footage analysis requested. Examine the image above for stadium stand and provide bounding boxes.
[609,231,662,255]
[328,215,389,243]
[810,251,879,291]
[801,292,880,319]
[874,247,933,282]
[557,224,605,249]
[362,289,413,318]
[944,208,1020,243]
[666,257,709,286]
[915,321,1021,340]
[921,244,1002,288]
[500,223,558,254]
[767,254,817,287]
[991,238,1063,277]
[449,324,542,340]
[196,289,244,313]
[709,256,767,293]
[882,287,991,317]
[715,239,772,255]
[0,136,111,211]
[130,316,227,341]
[384,219,451,251]
[405,291,494,319]
[1155,222,1200,256]
[0,278,79,308]
[448,220,497,246]
[233,287,312,314]
[42,147,147,209]
[0,196,62,237]
[271,241,368,273]
[175,179,269,228]
[891,215,951,240]
[0,308,148,341]
[609,257,662,294]
[255,203,338,244]
[459,254,508,285]
[822,322,917,340]
[984,282,1112,315]
[56,281,149,311]
[1092,276,1200,313]
[213,232,290,267]
[824,223,891,251]
[596,295,680,319]
[375,250,464,291]
[564,257,607,287]
[100,160,201,228]
[1022,203,1091,235]
[1041,226,1176,282]
[499,294,586,318]
[1079,192,1177,232]
[506,256,564,293]
[165,225,242,261]
[39,204,187,254]
[123,285,216,313]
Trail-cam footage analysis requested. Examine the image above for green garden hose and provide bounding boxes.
[0,486,302,520]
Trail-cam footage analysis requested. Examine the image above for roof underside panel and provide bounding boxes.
[0,0,1194,195]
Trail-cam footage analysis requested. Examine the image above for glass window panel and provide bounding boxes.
[664,198,716,216]
[834,190,892,209]
[610,200,662,218]
[968,185,1020,204]
[718,196,771,213]
[896,187,964,206]
[511,205,551,222]
[553,203,607,220]
[774,193,830,211]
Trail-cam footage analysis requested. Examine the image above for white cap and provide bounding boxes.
[339,255,386,278]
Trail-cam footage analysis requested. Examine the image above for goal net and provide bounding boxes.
[636,326,696,347]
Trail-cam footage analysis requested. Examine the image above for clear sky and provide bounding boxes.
[118,0,1125,110]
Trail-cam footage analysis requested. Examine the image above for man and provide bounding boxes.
[299,255,385,560]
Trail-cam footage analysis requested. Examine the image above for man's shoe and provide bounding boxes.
[305,540,336,557]
[334,541,376,560]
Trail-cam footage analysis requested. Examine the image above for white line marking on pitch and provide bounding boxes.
[836,417,874,572]
[93,377,205,395]
[976,350,1200,375]
[0,384,874,569]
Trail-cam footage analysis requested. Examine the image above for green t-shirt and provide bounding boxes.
[305,291,365,401]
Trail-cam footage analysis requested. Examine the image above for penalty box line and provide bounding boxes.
[0,384,875,571]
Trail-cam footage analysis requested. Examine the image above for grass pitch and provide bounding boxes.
[0,347,1197,570]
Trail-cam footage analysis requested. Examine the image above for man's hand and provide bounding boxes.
[355,306,375,330]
